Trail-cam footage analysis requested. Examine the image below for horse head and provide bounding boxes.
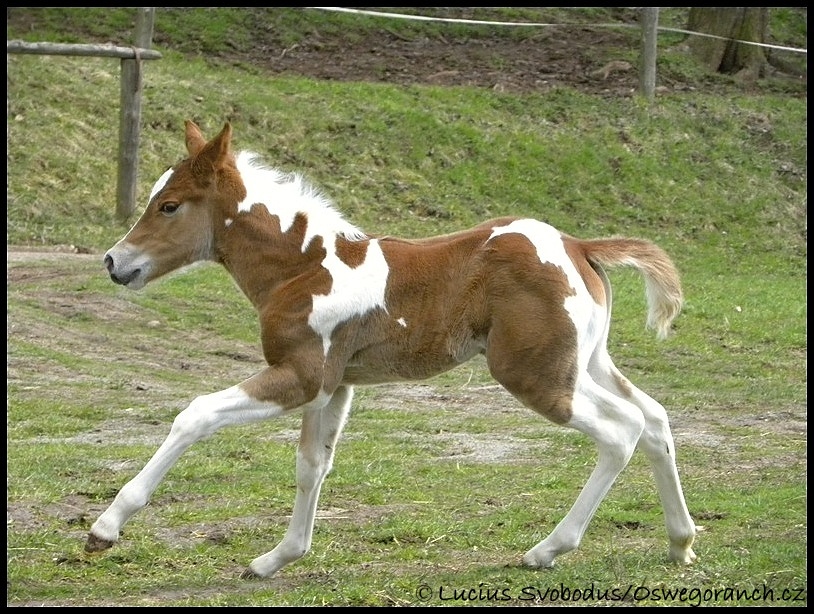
[104,121,242,289]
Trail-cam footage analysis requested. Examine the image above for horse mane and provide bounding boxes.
[235,151,368,242]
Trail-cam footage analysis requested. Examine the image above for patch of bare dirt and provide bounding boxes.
[200,8,802,98]
[236,25,645,98]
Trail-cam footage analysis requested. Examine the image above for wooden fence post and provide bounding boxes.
[8,25,161,221]
[116,8,156,220]
[638,8,659,102]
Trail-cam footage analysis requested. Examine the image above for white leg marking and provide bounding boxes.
[88,385,289,545]
[247,385,353,577]
[523,377,645,568]
[590,352,698,564]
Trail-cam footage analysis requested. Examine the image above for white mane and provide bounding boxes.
[235,150,368,246]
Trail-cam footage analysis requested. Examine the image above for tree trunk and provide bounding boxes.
[687,7,769,82]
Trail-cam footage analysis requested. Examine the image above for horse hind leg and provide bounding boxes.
[485,321,644,567]
[589,351,698,564]
[518,378,646,568]
[244,385,353,578]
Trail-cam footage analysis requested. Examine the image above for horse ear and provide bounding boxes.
[210,122,233,159]
[185,120,207,156]
[188,121,234,179]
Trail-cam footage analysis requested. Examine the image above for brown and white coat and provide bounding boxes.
[87,120,698,578]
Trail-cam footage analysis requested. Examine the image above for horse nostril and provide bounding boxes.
[104,254,114,273]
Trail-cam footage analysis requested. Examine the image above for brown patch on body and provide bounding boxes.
[342,222,582,424]
[216,206,340,407]
[477,231,579,425]
[612,370,634,398]
[219,208,331,310]
[334,236,369,268]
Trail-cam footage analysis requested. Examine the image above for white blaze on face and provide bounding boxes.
[488,219,602,362]
[150,168,175,202]
[308,238,389,355]
[103,167,177,289]
[110,168,175,249]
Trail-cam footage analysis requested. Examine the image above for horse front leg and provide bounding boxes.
[244,385,353,578]
[85,381,294,553]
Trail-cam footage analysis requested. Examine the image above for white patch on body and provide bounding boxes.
[396,317,407,328]
[225,218,233,227]
[488,219,603,366]
[308,238,389,355]
[234,151,366,245]
[230,150,381,355]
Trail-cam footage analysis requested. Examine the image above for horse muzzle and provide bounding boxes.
[103,248,149,289]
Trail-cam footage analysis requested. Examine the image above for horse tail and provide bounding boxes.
[581,237,683,340]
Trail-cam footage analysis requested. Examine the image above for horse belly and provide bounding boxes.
[341,334,484,385]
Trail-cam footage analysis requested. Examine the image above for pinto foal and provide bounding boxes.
[87,120,698,577]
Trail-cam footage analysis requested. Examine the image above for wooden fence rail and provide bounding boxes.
[6,41,161,60]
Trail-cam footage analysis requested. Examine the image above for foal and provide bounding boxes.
[87,120,698,577]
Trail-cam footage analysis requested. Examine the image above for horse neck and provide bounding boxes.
[212,156,367,309]
[215,205,368,311]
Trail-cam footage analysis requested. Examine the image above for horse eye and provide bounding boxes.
[159,203,180,215]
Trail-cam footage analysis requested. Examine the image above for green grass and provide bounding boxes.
[6,7,807,608]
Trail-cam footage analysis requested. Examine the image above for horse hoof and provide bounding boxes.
[240,568,263,580]
[84,533,115,553]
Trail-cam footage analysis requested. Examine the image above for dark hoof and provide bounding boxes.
[84,533,115,553]
[240,568,263,580]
